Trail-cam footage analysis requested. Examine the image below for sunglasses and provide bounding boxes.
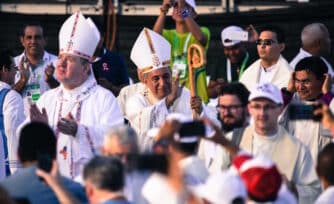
[256,39,277,46]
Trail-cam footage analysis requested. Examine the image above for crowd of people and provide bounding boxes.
[0,0,334,203]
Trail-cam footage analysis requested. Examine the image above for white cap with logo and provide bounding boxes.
[131,28,171,74]
[59,11,100,62]
[249,83,283,104]
[221,25,245,47]
[185,0,196,10]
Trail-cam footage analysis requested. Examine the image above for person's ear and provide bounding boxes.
[279,42,285,52]
[19,36,25,46]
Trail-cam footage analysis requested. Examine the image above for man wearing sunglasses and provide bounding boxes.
[240,25,292,91]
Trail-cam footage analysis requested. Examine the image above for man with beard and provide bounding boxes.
[198,82,249,173]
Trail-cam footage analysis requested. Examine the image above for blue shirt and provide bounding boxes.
[93,49,129,86]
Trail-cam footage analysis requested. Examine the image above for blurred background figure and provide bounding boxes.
[1,122,87,204]
[92,24,130,97]
[290,23,333,76]
[0,49,25,177]
[315,143,334,204]
[83,156,131,204]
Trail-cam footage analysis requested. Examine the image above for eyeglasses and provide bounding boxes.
[256,39,277,46]
[250,104,280,111]
[294,79,312,87]
[216,104,243,112]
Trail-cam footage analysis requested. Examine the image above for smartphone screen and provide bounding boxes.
[179,121,205,136]
[288,104,317,120]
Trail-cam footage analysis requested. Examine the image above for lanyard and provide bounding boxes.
[238,52,249,80]
[226,52,249,82]
[173,32,192,57]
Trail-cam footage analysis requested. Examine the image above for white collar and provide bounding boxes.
[0,81,12,89]
[299,48,312,57]
[58,74,97,102]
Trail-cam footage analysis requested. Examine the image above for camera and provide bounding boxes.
[288,103,322,121]
[179,121,206,137]
[127,154,168,175]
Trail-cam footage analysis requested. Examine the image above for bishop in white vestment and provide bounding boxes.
[22,12,123,178]
[126,28,211,151]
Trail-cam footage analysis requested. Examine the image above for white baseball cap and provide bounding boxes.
[185,0,196,11]
[249,83,283,104]
[221,25,244,47]
[59,11,100,61]
[193,170,247,204]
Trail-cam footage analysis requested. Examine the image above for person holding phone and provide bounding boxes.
[279,56,333,163]
[153,0,210,103]
[1,122,87,204]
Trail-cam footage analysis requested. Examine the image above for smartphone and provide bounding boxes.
[227,30,249,41]
[288,104,322,121]
[131,154,168,175]
[179,121,205,137]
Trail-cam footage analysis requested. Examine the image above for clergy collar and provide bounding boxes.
[58,74,97,102]
[254,129,278,139]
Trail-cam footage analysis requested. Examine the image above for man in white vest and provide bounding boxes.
[197,82,250,173]
[210,83,320,203]
[125,28,209,151]
[240,25,292,91]
[237,82,321,204]
[23,11,124,179]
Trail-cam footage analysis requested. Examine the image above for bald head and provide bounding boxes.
[301,23,331,56]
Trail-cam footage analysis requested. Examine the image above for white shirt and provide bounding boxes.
[0,82,25,175]
[125,86,206,151]
[279,94,332,162]
[197,132,233,173]
[179,155,209,186]
[290,48,334,76]
[252,131,279,157]
[19,74,123,178]
[258,64,279,85]
[14,51,58,117]
[315,186,334,204]
[117,82,145,117]
[240,55,292,91]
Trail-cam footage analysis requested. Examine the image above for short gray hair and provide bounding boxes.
[104,125,139,154]
[301,23,329,47]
